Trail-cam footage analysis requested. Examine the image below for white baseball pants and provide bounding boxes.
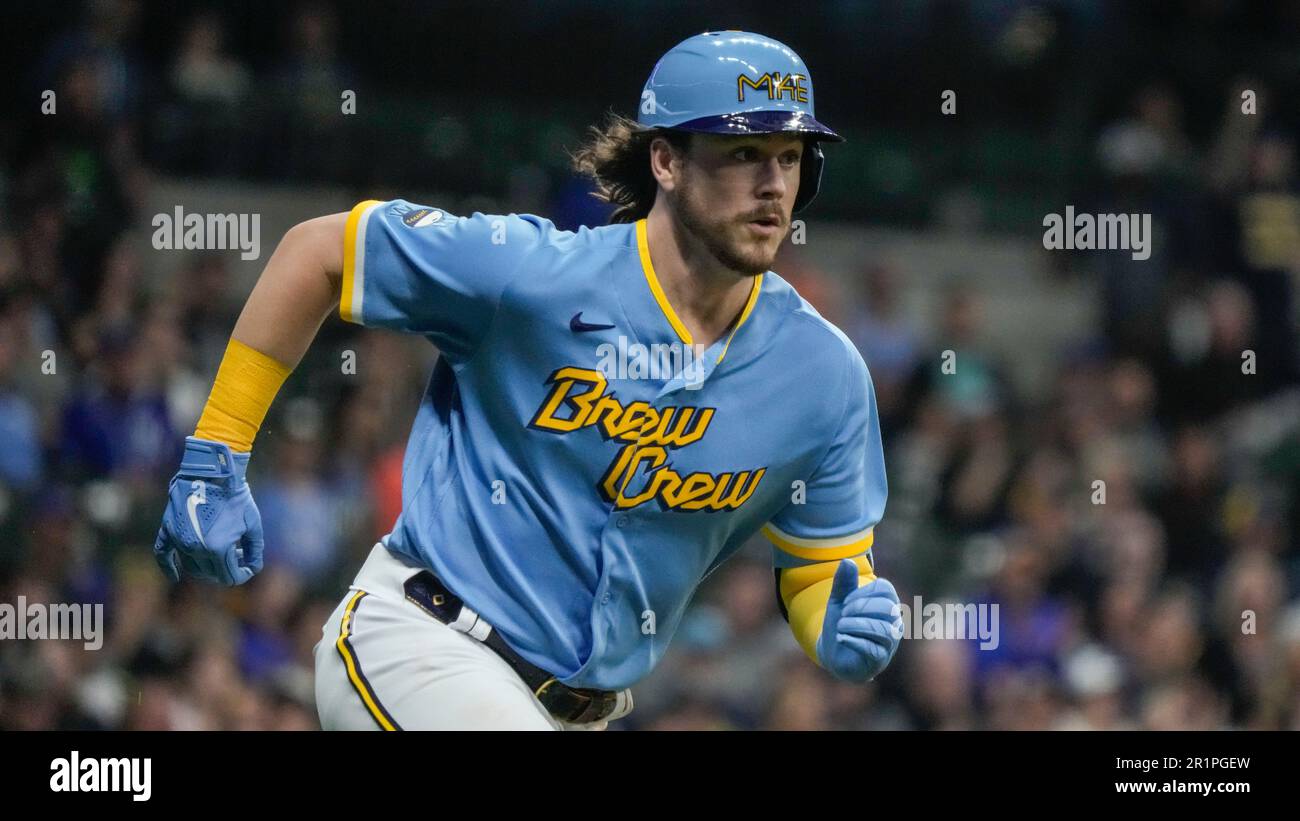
[313,542,631,730]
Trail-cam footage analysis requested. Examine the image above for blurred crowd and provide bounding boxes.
[1,1,1298,730]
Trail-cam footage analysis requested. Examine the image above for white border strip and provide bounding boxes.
[764,521,875,550]
[349,201,381,324]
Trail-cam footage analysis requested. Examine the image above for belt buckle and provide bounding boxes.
[533,676,581,723]
[533,676,559,701]
[535,677,616,725]
[408,571,620,725]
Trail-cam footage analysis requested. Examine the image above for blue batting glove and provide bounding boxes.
[153,436,265,586]
[816,559,903,682]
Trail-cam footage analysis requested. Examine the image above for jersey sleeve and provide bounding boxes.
[340,199,547,361]
[763,348,888,568]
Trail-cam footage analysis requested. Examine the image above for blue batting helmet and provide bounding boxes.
[637,31,842,212]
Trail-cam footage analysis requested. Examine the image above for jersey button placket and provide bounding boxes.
[611,413,657,515]
[603,400,657,606]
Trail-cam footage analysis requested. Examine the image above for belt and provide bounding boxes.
[402,571,622,725]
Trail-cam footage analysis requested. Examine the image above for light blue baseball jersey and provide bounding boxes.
[340,199,888,690]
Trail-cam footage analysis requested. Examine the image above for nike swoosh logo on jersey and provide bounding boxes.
[570,312,615,333]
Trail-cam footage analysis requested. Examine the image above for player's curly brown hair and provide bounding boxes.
[570,113,690,224]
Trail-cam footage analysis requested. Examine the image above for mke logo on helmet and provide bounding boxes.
[737,72,809,104]
[528,366,766,513]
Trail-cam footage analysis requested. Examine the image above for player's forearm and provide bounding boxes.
[779,554,876,663]
[194,213,348,451]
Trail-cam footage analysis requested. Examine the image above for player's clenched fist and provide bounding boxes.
[153,437,265,586]
[817,559,903,682]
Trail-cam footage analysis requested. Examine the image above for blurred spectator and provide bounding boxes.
[1056,644,1134,730]
[1090,83,1199,360]
[59,325,177,481]
[1206,551,1289,724]
[238,565,305,684]
[850,261,922,434]
[139,300,208,437]
[1161,280,1273,423]
[157,12,253,175]
[16,46,142,323]
[1153,425,1229,584]
[0,304,44,491]
[269,3,354,179]
[973,538,1076,688]
[35,0,145,123]
[774,246,843,326]
[699,559,792,724]
[1133,585,1204,685]
[255,398,347,585]
[906,285,1010,421]
[1210,130,1300,388]
[169,252,242,376]
[765,659,835,731]
[1141,677,1229,730]
[904,637,977,730]
[171,12,251,108]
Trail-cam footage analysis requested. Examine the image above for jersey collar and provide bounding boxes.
[633,218,763,368]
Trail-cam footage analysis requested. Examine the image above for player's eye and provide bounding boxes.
[779,151,802,168]
[732,147,758,162]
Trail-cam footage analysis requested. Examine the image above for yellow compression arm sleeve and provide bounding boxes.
[193,338,293,452]
[780,554,876,663]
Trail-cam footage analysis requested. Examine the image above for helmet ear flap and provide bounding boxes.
[794,142,825,213]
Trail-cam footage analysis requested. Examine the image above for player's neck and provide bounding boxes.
[644,207,756,350]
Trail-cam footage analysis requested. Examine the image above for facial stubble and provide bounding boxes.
[670,164,782,278]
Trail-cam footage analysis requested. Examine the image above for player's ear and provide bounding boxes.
[648,133,687,191]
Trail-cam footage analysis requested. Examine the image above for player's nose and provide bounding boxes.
[754,156,789,202]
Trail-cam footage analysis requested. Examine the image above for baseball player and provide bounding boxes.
[153,30,902,730]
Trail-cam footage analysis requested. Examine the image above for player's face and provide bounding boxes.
[670,133,804,276]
